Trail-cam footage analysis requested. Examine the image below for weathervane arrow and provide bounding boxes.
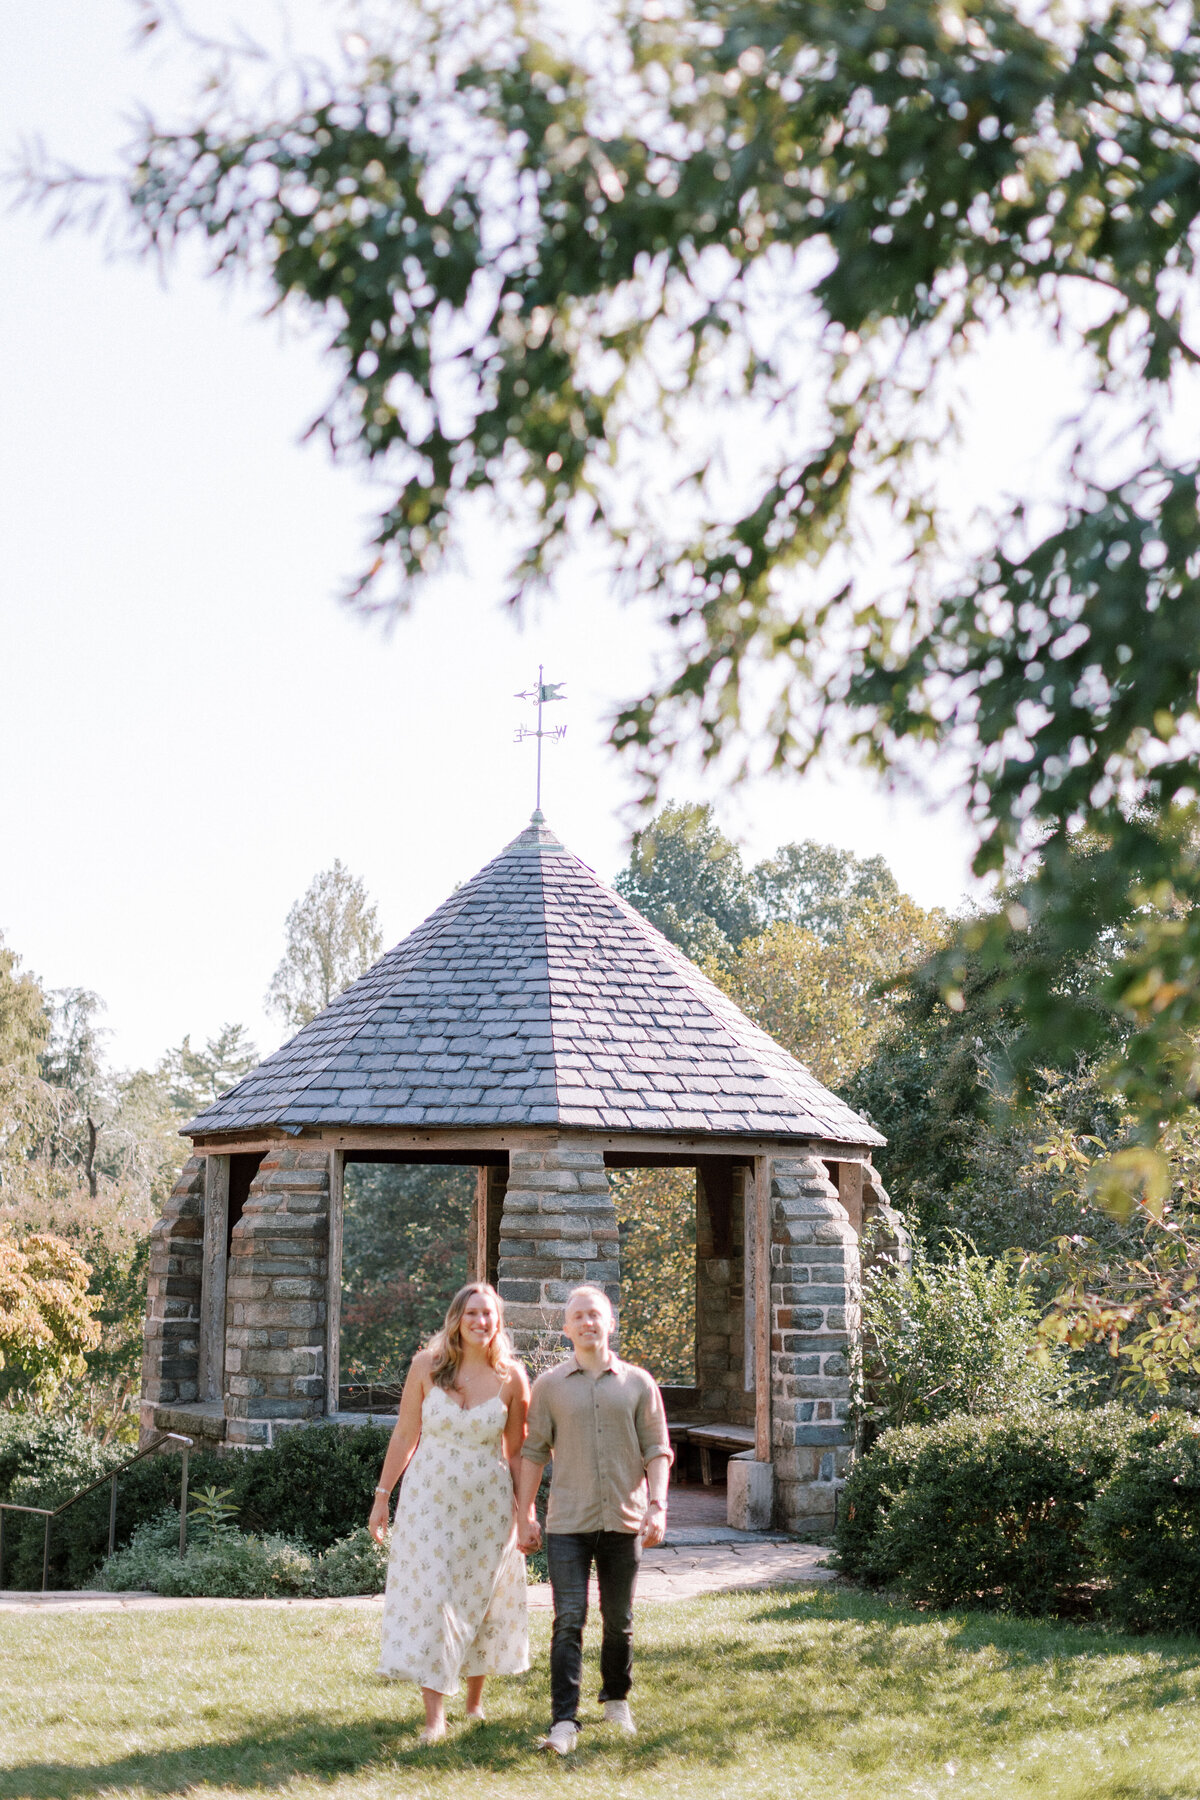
[515,664,567,817]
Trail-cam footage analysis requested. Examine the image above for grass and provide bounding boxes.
[4,1587,1200,1800]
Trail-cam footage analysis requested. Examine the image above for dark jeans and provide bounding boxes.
[546,1530,642,1726]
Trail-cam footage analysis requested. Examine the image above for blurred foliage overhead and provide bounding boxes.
[43,0,1200,1142]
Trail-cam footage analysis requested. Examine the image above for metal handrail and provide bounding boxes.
[0,1431,193,1594]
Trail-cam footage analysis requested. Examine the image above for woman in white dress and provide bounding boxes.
[368,1282,531,1743]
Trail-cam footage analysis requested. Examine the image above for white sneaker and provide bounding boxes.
[539,1721,579,1755]
[603,1699,636,1735]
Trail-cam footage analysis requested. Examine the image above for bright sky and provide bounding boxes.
[0,3,1076,1071]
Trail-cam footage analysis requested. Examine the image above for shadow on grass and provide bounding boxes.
[9,1590,1200,1797]
[0,1709,563,1800]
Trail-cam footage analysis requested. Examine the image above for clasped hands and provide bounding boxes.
[515,1503,666,1554]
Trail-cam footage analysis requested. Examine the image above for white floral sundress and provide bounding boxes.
[378,1385,530,1694]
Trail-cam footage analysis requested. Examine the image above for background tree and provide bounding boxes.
[160,1023,259,1119]
[0,1232,100,1413]
[338,1163,473,1390]
[53,0,1200,1163]
[615,803,757,964]
[750,843,899,945]
[0,933,49,1076]
[266,861,383,1030]
[715,892,948,1090]
[609,1167,696,1386]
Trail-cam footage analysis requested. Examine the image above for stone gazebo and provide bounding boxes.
[140,815,896,1532]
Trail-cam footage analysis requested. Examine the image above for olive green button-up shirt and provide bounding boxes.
[522,1354,673,1535]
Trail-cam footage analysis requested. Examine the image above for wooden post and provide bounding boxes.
[471,1166,489,1284]
[742,1163,756,1393]
[837,1161,864,1237]
[198,1155,230,1403]
[325,1150,345,1417]
[753,1155,772,1463]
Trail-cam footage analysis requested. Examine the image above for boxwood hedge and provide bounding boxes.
[836,1405,1145,1617]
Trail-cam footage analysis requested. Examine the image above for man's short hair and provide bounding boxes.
[564,1284,616,1324]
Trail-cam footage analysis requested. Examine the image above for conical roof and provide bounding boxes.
[185,818,883,1145]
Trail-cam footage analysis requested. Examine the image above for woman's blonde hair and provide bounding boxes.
[427,1282,515,1391]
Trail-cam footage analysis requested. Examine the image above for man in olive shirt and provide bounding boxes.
[516,1285,672,1754]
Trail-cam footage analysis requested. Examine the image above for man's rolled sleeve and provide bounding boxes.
[635,1376,673,1469]
[522,1380,554,1465]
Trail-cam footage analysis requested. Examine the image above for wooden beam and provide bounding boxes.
[188,1126,883,1161]
[837,1161,864,1237]
[198,1155,230,1404]
[325,1150,345,1418]
[753,1155,772,1463]
[741,1163,755,1394]
[470,1166,488,1284]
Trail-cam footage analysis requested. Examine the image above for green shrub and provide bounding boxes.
[311,1526,388,1597]
[861,1238,1065,1430]
[232,1423,392,1550]
[1088,1413,1200,1633]
[99,1516,392,1598]
[837,1406,1142,1615]
[99,1511,316,1597]
[1,1431,226,1591]
[0,1420,390,1588]
[835,1423,927,1585]
[154,1534,316,1598]
[95,1509,185,1590]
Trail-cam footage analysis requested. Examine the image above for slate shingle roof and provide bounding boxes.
[185,818,883,1145]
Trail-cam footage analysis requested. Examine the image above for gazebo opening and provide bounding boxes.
[608,1165,697,1387]
[337,1155,476,1411]
[606,1153,754,1491]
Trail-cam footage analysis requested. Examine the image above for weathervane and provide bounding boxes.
[515,665,567,817]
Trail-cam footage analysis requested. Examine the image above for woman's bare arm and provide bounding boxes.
[368,1351,431,1541]
[502,1364,530,1485]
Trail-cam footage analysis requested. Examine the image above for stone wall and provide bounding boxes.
[769,1153,859,1534]
[139,1155,207,1432]
[497,1140,619,1364]
[223,1146,330,1447]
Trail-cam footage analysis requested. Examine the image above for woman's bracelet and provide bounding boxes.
[375,1485,391,1498]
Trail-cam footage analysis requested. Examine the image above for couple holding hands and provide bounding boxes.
[368,1281,672,1753]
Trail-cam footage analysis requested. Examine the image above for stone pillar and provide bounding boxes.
[139,1155,206,1439]
[769,1154,860,1535]
[497,1139,618,1367]
[223,1145,330,1447]
[695,1158,751,1424]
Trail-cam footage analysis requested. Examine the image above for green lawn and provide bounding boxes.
[4,1587,1200,1800]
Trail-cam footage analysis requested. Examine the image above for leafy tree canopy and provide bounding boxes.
[161,1023,259,1119]
[615,802,757,962]
[615,800,905,965]
[0,1232,101,1413]
[31,0,1200,1161]
[717,893,948,1090]
[266,860,384,1030]
[0,934,49,1077]
[751,841,898,945]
